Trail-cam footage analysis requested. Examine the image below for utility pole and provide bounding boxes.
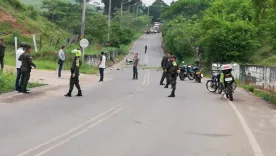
[147,6,150,17]
[80,0,86,39]
[120,3,123,28]
[107,0,111,41]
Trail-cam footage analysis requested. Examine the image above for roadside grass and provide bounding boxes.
[243,85,276,105]
[0,71,43,93]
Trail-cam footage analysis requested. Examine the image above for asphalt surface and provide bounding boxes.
[0,34,275,156]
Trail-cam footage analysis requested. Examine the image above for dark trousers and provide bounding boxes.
[15,68,22,91]
[160,70,170,85]
[99,68,104,81]
[133,66,138,79]
[69,69,81,93]
[58,61,63,77]
[20,70,30,92]
[145,49,147,53]
[0,56,4,70]
[170,75,177,92]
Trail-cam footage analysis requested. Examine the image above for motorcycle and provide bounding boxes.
[206,69,223,93]
[220,64,237,101]
[179,61,188,81]
[192,66,202,83]
[187,65,195,80]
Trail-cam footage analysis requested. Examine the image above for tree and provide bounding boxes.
[149,0,168,22]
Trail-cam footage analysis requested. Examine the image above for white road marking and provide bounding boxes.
[142,70,147,86]
[34,107,124,156]
[16,105,122,156]
[146,69,150,87]
[228,101,264,156]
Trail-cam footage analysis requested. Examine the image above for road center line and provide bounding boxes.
[34,107,124,156]
[228,101,264,156]
[17,103,124,156]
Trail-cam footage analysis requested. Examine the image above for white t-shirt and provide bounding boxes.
[16,48,24,68]
[99,55,106,68]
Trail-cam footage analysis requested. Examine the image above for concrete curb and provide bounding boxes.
[0,84,63,103]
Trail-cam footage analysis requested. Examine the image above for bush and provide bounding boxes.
[0,71,16,93]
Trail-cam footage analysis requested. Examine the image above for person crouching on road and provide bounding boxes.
[18,45,36,93]
[133,53,139,80]
[65,49,82,97]
[168,55,180,97]
[15,42,28,91]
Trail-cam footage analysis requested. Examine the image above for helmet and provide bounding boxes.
[71,49,82,57]
[221,64,233,70]
[20,42,28,47]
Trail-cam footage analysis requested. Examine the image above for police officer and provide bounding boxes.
[161,52,172,88]
[18,45,36,93]
[65,49,82,97]
[168,55,180,97]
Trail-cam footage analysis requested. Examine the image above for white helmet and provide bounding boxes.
[221,64,233,70]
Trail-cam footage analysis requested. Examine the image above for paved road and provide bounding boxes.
[0,34,275,156]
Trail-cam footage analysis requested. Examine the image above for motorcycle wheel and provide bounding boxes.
[188,73,194,80]
[206,80,217,92]
[228,85,233,101]
[198,77,201,83]
[179,74,185,81]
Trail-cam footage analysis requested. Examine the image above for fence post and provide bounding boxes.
[14,37,17,53]
[40,35,42,52]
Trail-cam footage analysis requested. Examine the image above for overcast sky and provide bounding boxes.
[142,0,173,6]
[90,0,174,7]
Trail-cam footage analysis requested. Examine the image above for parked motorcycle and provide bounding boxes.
[220,64,237,101]
[179,61,188,81]
[206,68,223,93]
[187,65,195,80]
[193,66,202,83]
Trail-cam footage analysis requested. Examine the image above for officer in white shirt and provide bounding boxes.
[15,42,28,91]
[98,52,106,82]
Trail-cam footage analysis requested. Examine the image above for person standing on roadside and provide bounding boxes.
[18,45,36,93]
[98,52,106,82]
[160,52,172,87]
[0,39,6,71]
[64,49,82,97]
[58,46,65,78]
[15,42,28,91]
[133,53,139,80]
[145,45,147,53]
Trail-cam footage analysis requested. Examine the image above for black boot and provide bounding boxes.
[164,85,169,88]
[76,90,82,96]
[64,91,72,97]
[168,91,175,97]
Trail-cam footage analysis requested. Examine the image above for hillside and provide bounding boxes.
[19,0,76,6]
[0,0,70,45]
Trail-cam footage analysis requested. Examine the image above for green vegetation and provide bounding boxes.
[0,0,150,93]
[161,0,276,66]
[243,85,276,105]
[0,71,42,93]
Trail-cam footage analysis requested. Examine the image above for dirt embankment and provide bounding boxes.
[0,10,32,35]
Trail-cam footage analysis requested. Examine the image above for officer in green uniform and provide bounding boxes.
[65,49,82,97]
[18,45,36,93]
[168,55,180,97]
